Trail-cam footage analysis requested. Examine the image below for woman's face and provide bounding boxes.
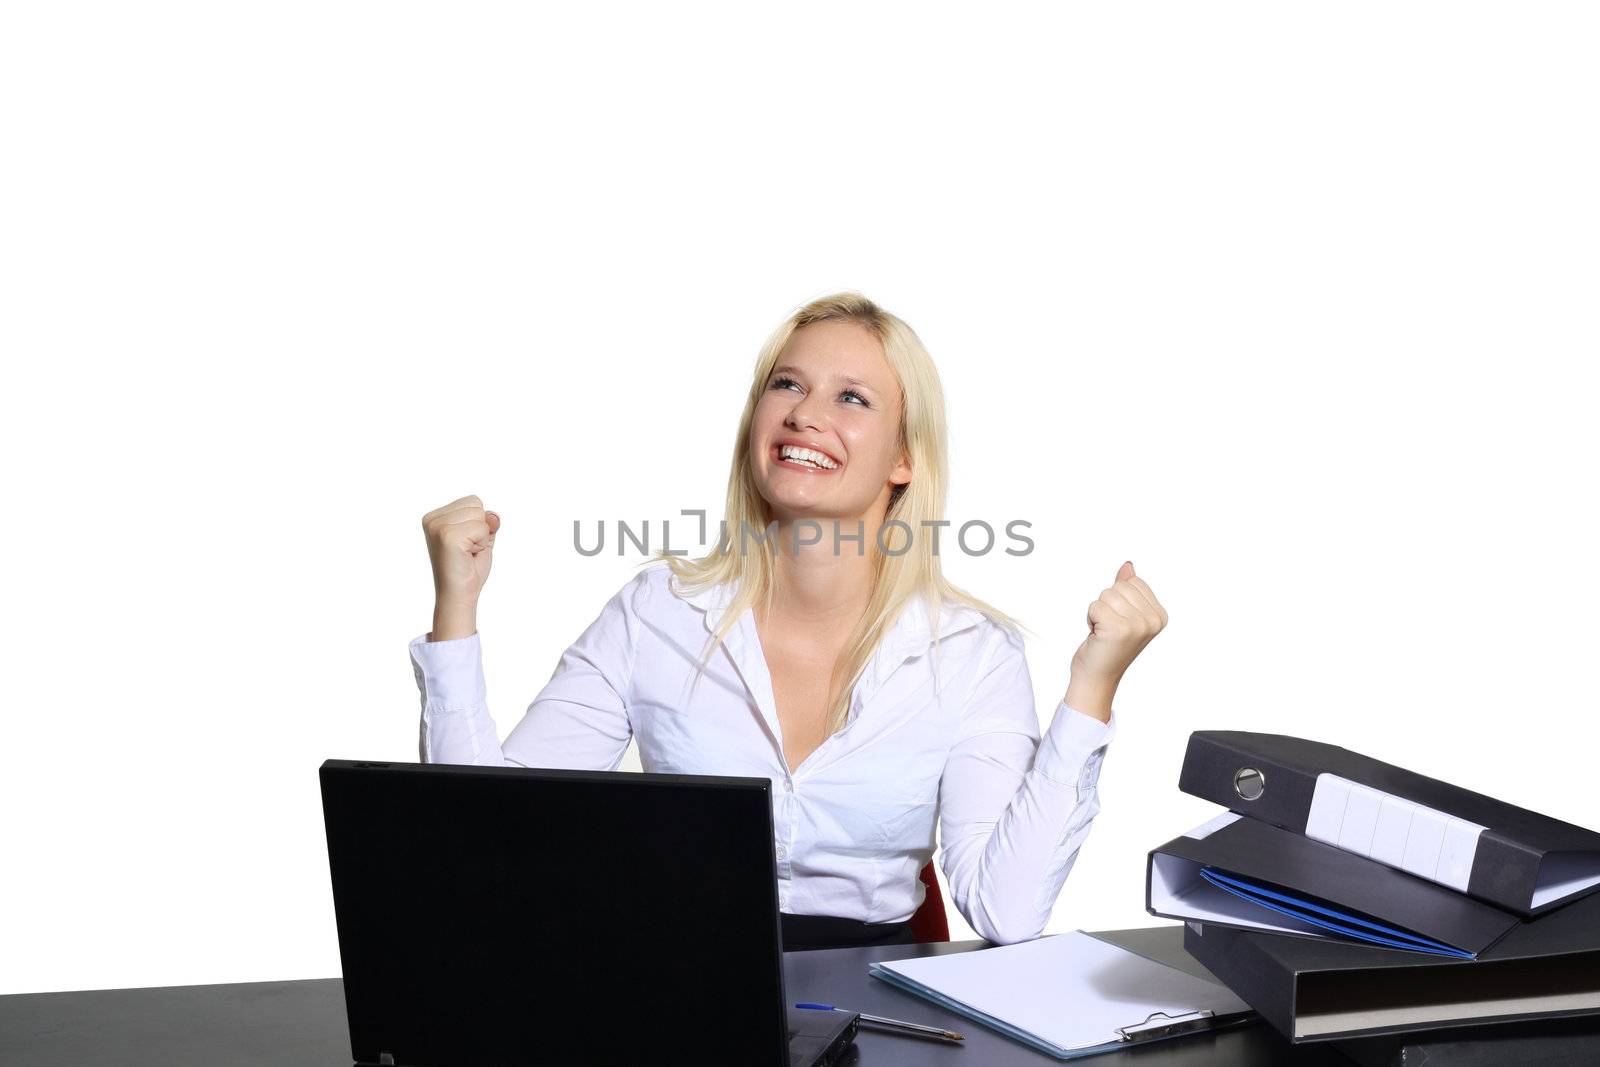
[748,320,910,525]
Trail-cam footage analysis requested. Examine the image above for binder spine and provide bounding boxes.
[1469,833,1540,914]
[1177,733,1532,910]
[1177,733,1319,831]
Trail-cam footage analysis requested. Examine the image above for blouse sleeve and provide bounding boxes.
[936,623,1116,945]
[408,572,643,770]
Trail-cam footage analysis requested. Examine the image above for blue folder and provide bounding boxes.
[1199,867,1477,958]
[1146,815,1522,958]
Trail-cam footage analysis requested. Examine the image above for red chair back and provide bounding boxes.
[908,860,949,943]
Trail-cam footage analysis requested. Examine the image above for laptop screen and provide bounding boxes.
[320,760,789,1065]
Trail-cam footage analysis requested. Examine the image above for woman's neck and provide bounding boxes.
[762,516,881,628]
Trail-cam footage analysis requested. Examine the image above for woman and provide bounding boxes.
[411,292,1167,951]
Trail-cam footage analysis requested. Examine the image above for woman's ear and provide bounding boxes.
[890,448,912,487]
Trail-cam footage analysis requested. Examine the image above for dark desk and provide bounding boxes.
[0,930,1355,1066]
[787,932,1355,1066]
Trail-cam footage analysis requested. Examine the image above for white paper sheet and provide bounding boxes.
[869,931,1251,1059]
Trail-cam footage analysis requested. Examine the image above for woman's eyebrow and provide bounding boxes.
[770,364,880,395]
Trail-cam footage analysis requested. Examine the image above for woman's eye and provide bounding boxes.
[769,376,868,408]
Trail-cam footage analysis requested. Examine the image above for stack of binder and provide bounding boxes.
[1145,730,1600,1050]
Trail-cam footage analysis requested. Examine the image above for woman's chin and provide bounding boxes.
[762,494,857,526]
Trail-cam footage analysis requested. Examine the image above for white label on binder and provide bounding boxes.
[1369,796,1417,869]
[1303,775,1350,842]
[1336,782,1383,854]
[1403,806,1450,876]
[1306,774,1486,893]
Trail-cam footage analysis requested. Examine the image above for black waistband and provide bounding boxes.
[780,912,917,953]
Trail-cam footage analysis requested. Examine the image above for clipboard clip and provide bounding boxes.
[1115,1009,1217,1043]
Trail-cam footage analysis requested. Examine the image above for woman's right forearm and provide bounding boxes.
[410,627,508,766]
[430,599,478,642]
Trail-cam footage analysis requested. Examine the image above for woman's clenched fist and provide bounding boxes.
[423,495,501,623]
[1070,560,1168,687]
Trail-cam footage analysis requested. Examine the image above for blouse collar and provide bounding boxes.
[671,573,989,757]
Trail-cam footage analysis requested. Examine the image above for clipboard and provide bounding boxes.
[867,930,1256,1060]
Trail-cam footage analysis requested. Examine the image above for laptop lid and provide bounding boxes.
[320,759,790,1066]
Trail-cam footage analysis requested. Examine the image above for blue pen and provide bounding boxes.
[796,1002,964,1043]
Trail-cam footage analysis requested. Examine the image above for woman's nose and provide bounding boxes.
[787,406,825,431]
[785,393,827,432]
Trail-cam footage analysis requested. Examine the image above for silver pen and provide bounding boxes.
[795,1003,964,1043]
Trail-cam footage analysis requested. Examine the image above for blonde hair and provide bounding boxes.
[651,291,1024,734]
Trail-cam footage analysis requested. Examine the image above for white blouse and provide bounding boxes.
[408,562,1116,945]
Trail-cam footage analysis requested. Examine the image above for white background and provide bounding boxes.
[3,2,1596,995]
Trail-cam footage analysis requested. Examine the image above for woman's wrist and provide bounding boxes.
[430,600,478,642]
[1062,671,1118,724]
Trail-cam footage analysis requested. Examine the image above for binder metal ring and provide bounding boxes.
[1233,766,1266,800]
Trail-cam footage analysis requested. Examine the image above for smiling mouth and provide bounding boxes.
[772,443,842,472]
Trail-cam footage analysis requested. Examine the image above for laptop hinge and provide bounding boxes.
[379,1054,395,1066]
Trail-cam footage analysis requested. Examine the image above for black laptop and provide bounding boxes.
[319,759,858,1066]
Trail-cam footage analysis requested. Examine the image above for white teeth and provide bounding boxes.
[779,445,839,469]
